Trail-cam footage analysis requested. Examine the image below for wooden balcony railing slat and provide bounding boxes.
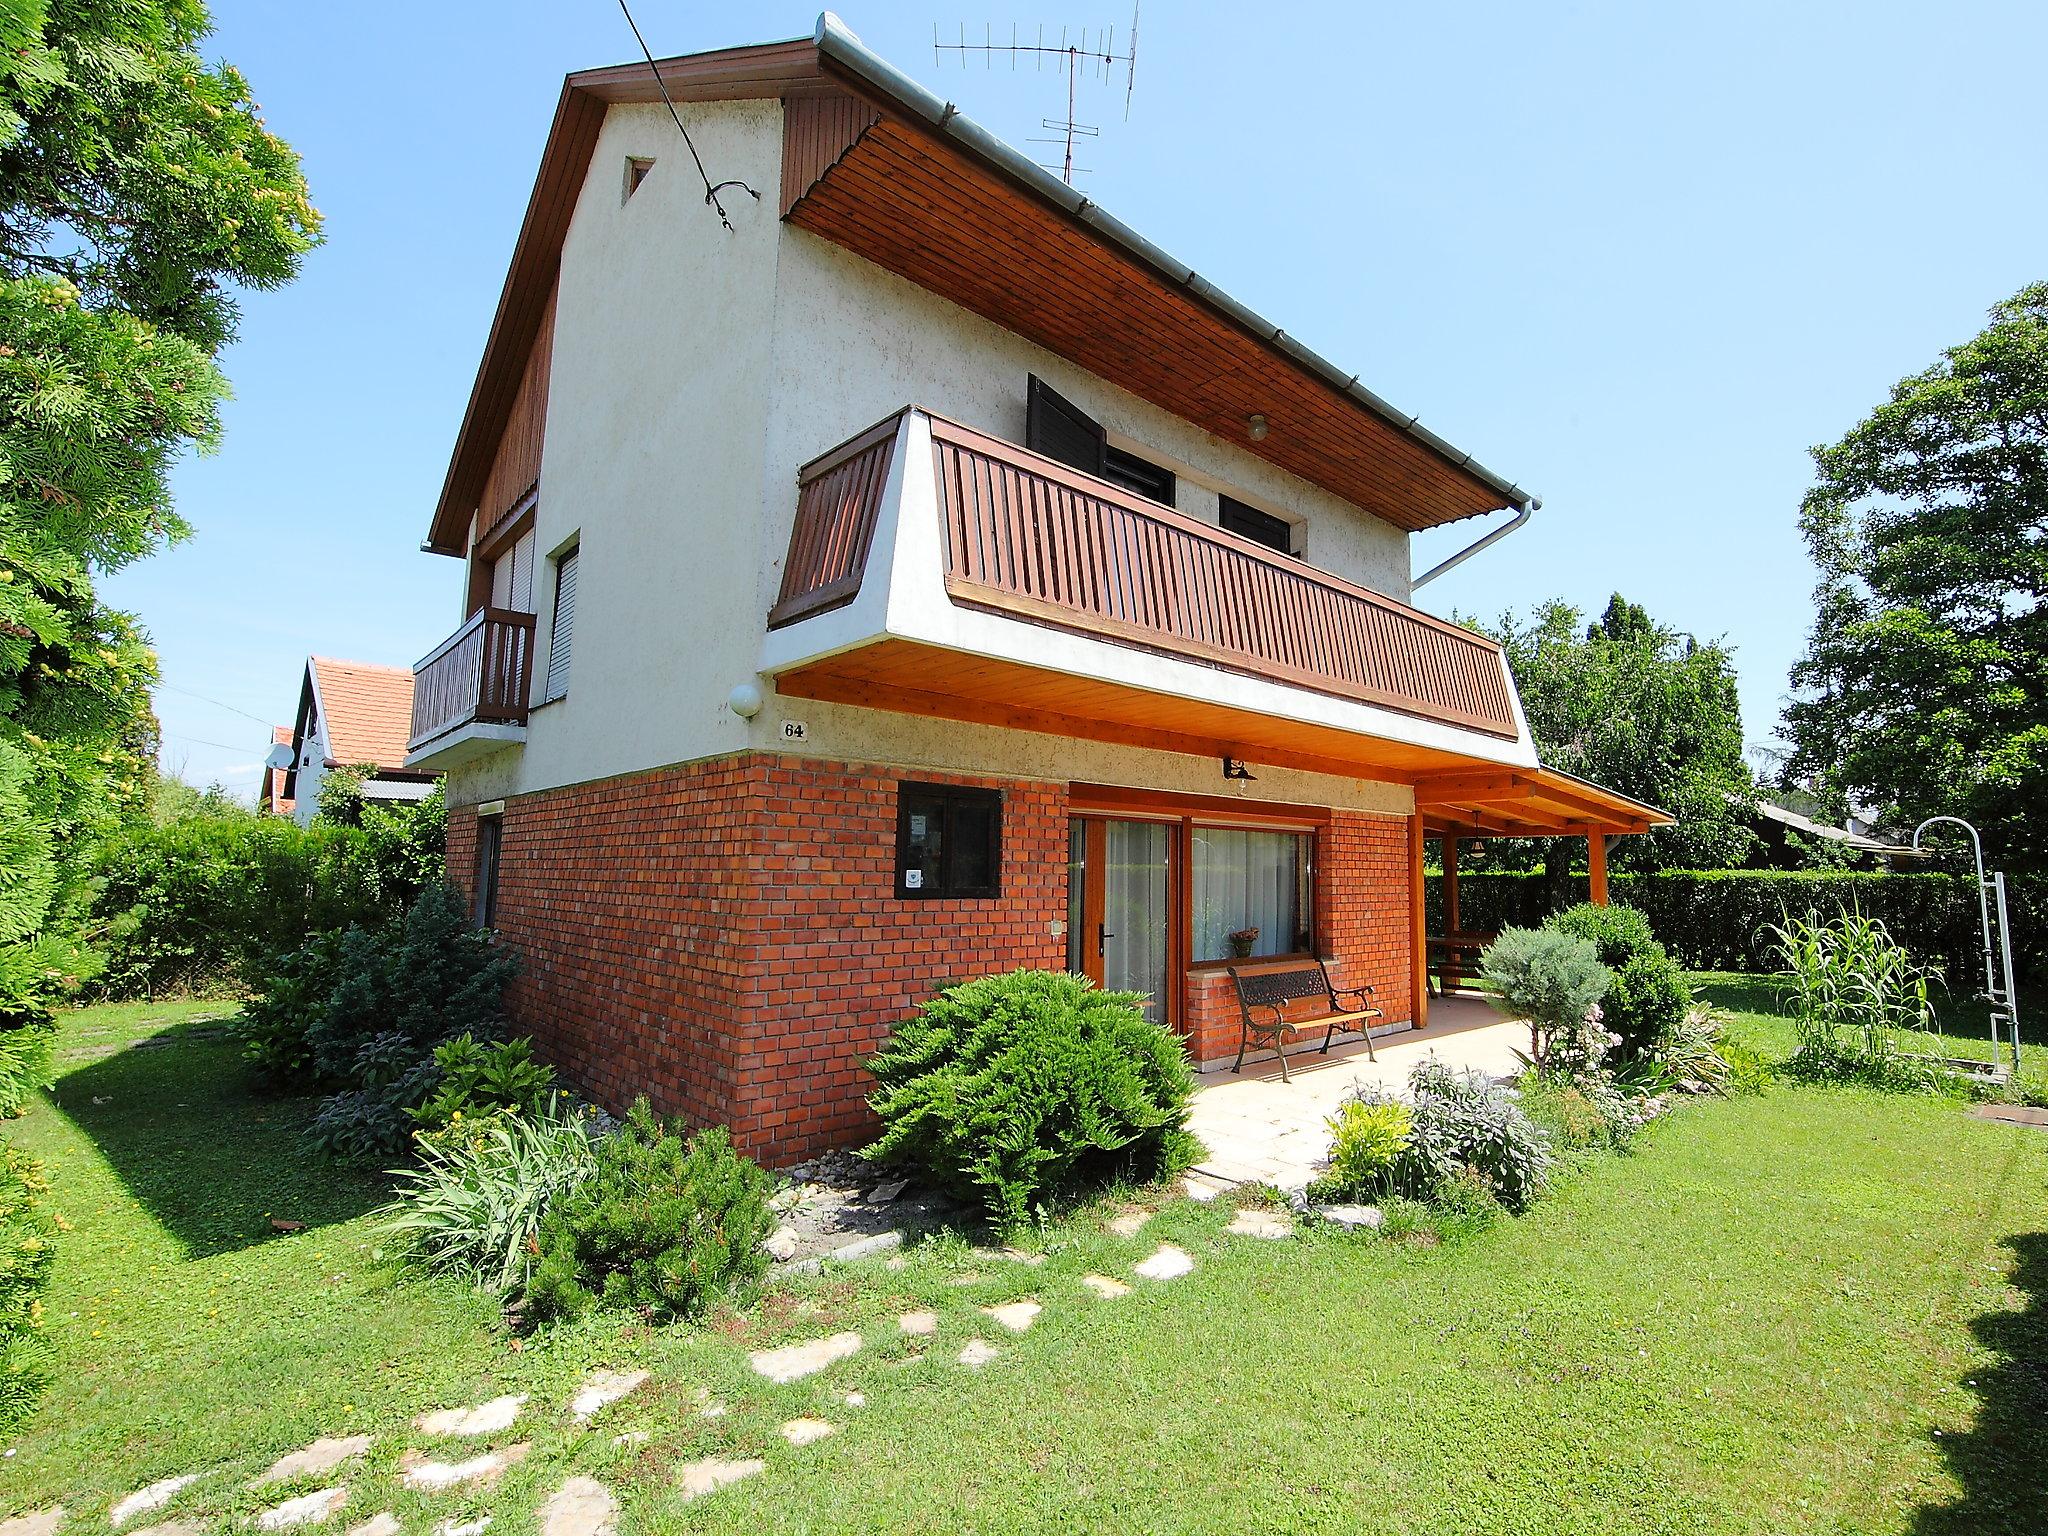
[409,608,537,750]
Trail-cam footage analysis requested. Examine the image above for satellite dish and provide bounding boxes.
[264,741,294,771]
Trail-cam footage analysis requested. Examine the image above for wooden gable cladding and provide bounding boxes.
[474,281,558,550]
[779,93,881,216]
[783,110,1510,534]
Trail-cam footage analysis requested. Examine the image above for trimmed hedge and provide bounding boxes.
[1427,870,2041,984]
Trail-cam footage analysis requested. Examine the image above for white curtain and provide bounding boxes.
[1193,828,1309,961]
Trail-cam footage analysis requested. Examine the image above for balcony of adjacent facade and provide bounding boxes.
[405,606,537,769]
[761,406,1550,786]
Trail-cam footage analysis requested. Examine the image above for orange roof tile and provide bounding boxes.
[308,656,415,771]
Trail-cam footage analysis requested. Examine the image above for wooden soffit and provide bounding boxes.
[1414,766,1671,838]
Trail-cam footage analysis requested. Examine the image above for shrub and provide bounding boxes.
[233,934,341,1088]
[863,970,1200,1228]
[304,884,519,1159]
[379,1096,597,1292]
[1321,1099,1413,1198]
[1547,903,1693,1059]
[525,1101,775,1325]
[0,1022,52,1118]
[1352,1061,1555,1213]
[1479,927,1612,1070]
[411,1035,556,1131]
[0,1143,57,1434]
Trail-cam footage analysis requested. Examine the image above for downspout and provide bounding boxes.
[1410,498,1537,590]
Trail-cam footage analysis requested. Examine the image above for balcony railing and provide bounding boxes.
[409,607,537,751]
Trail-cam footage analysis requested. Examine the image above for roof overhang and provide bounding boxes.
[1414,766,1671,837]
[424,15,1533,554]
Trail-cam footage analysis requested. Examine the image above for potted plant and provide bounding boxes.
[1227,926,1260,959]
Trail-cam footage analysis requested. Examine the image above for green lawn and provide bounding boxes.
[4,986,2046,1534]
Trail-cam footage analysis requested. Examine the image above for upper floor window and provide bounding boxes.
[1026,375,1176,507]
[1219,494,1294,555]
[543,544,578,702]
[624,156,655,201]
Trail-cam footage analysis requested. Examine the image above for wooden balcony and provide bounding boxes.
[408,607,537,760]
[767,410,1526,779]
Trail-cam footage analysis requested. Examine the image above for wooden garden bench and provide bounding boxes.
[1226,960,1381,1082]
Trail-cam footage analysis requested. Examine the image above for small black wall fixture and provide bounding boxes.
[1222,757,1256,781]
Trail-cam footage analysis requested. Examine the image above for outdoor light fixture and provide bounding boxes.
[1246,413,1269,442]
[1222,757,1256,781]
[727,682,764,718]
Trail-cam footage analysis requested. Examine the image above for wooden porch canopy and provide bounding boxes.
[1415,767,1670,916]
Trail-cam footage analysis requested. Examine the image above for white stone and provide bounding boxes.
[0,1510,63,1536]
[569,1369,648,1420]
[1319,1203,1384,1229]
[539,1476,617,1536]
[1134,1243,1195,1281]
[256,1435,373,1487]
[779,1417,836,1446]
[749,1330,862,1383]
[111,1476,200,1527]
[611,1432,650,1448]
[415,1394,526,1437]
[1183,1174,1228,1203]
[844,1390,866,1408]
[675,1458,764,1503]
[401,1444,531,1491]
[1105,1210,1151,1238]
[436,1519,491,1536]
[257,1489,347,1530]
[897,1309,938,1336]
[698,1401,727,1420]
[1227,1209,1296,1240]
[865,1178,908,1205]
[128,1523,205,1536]
[982,1300,1041,1332]
[345,1516,399,1536]
[957,1338,999,1368]
[763,1225,799,1262]
[1080,1273,1131,1299]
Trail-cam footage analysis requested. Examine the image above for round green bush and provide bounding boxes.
[1548,902,1693,1058]
[864,969,1200,1228]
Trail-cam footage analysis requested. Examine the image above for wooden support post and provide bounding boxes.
[1588,832,1608,906]
[1442,834,1461,936]
[1409,814,1428,1030]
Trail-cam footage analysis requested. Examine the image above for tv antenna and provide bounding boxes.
[934,7,1141,184]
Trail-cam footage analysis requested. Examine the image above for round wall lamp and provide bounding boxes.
[1246,413,1269,442]
[727,682,764,719]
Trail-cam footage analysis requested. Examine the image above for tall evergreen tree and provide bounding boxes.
[0,1,319,1023]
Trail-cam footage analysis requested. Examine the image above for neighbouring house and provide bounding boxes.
[1749,795,1928,870]
[258,724,296,818]
[403,15,1670,1164]
[279,656,439,826]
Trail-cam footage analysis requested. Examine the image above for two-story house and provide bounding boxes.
[403,15,1666,1164]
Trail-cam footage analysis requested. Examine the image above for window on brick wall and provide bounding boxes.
[474,814,503,930]
[1190,825,1314,961]
[896,782,1003,899]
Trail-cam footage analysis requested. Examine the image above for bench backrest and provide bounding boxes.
[1229,961,1337,1014]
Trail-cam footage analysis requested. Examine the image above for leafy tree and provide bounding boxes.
[1473,595,1757,873]
[1783,282,2048,876]
[0,1,318,1021]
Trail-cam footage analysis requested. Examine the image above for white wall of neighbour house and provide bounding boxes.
[447,98,1426,821]
[290,712,328,828]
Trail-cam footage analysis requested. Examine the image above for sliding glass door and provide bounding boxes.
[1068,817,1174,1025]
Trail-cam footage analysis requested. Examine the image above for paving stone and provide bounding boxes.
[435,1519,491,1536]
[344,1515,399,1536]
[1318,1203,1384,1230]
[1105,1210,1151,1238]
[698,1401,727,1420]
[1133,1243,1195,1281]
[127,1523,204,1536]
[779,1417,836,1446]
[999,1247,1046,1266]
[945,1271,983,1287]
[1183,1173,1231,1203]
[1080,1273,1131,1299]
[415,1394,526,1438]
[674,1458,765,1503]
[981,1300,1041,1332]
[401,1443,532,1491]
[749,1330,862,1383]
[538,1476,617,1536]
[844,1390,866,1408]
[763,1225,799,1262]
[112,1475,201,1526]
[897,1309,938,1336]
[568,1370,648,1421]
[256,1489,347,1530]
[0,1509,63,1536]
[957,1338,999,1368]
[255,1435,373,1487]
[1227,1209,1296,1240]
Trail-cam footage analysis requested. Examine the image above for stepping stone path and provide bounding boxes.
[1106,1210,1152,1238]
[999,1247,1046,1266]
[1318,1204,1384,1230]
[1183,1172,1232,1203]
[128,1524,204,1536]
[779,1417,836,1446]
[401,1444,531,1491]
[1133,1243,1195,1281]
[111,1475,200,1526]
[256,1435,372,1487]
[435,1519,491,1536]
[1081,1273,1130,1299]
[982,1300,1041,1332]
[1227,1209,1295,1240]
[256,1488,347,1530]
[539,1477,618,1536]
[698,1401,728,1420]
[844,1390,867,1408]
[675,1457,765,1503]
[345,1516,399,1536]
[749,1330,862,1383]
[416,1394,526,1437]
[0,1512,62,1536]
[568,1369,648,1421]
[958,1338,999,1368]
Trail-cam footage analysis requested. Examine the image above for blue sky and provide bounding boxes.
[115,1,2048,797]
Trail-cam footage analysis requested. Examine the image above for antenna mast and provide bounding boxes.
[934,7,1141,184]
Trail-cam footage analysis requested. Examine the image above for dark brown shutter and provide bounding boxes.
[1026,375,1106,476]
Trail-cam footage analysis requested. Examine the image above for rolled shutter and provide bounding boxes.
[545,547,577,701]
[1026,375,1106,476]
